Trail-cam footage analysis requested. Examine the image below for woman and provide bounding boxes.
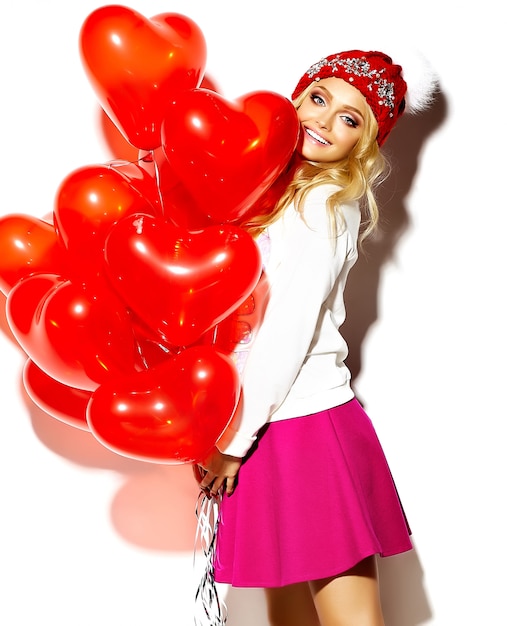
[197,50,435,626]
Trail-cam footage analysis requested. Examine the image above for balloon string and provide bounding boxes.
[210,324,219,345]
[149,149,167,219]
[193,491,228,625]
[105,154,166,218]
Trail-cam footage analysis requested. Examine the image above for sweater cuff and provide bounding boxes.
[216,426,257,458]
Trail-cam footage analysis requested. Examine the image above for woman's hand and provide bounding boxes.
[197,447,242,497]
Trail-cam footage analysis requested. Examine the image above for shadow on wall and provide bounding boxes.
[379,548,432,626]
[24,398,201,553]
[342,87,448,385]
[337,85,448,626]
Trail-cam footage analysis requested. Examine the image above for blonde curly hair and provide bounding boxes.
[241,82,389,245]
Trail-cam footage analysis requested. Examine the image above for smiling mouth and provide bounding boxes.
[305,127,331,146]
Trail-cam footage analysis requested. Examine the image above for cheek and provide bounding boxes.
[336,128,360,151]
[296,101,312,122]
[296,129,306,155]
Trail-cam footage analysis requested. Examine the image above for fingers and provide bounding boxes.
[196,449,242,498]
[192,464,206,485]
[225,475,236,497]
[198,470,237,498]
[196,463,218,497]
[199,474,220,498]
[199,471,217,493]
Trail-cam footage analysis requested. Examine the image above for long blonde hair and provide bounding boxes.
[241,82,389,244]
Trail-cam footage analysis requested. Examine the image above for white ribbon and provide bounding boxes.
[193,491,228,626]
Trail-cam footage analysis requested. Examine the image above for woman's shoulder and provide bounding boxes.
[302,184,360,232]
[306,182,342,200]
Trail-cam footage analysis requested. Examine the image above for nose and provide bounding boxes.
[316,113,331,130]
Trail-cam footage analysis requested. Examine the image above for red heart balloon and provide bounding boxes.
[7,273,144,391]
[5,273,61,336]
[161,88,300,223]
[0,214,65,295]
[87,346,240,463]
[23,359,91,431]
[200,270,270,357]
[53,164,157,278]
[79,7,207,150]
[104,214,262,347]
[113,156,168,215]
[137,149,207,230]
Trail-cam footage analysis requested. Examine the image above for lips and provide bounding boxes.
[304,127,331,146]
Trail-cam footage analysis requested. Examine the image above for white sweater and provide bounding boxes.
[217,184,361,458]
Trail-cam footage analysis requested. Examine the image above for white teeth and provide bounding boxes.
[305,128,330,145]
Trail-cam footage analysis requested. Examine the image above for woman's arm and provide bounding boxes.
[218,190,359,457]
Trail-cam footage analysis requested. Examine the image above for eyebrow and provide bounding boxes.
[316,85,366,120]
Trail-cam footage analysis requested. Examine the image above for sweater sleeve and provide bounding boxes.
[217,187,359,457]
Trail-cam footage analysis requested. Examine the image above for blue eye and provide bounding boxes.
[310,93,325,106]
[341,115,358,128]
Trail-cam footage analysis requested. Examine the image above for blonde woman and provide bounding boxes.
[198,50,435,626]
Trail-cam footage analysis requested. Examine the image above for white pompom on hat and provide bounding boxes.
[395,48,439,115]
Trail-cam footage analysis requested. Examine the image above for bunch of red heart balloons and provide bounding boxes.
[0,5,299,464]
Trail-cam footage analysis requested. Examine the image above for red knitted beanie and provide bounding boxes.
[291,50,407,146]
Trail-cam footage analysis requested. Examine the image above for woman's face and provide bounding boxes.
[296,77,368,162]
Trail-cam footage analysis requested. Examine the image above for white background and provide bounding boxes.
[1,1,505,625]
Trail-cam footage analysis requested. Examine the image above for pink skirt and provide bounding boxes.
[213,398,412,588]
